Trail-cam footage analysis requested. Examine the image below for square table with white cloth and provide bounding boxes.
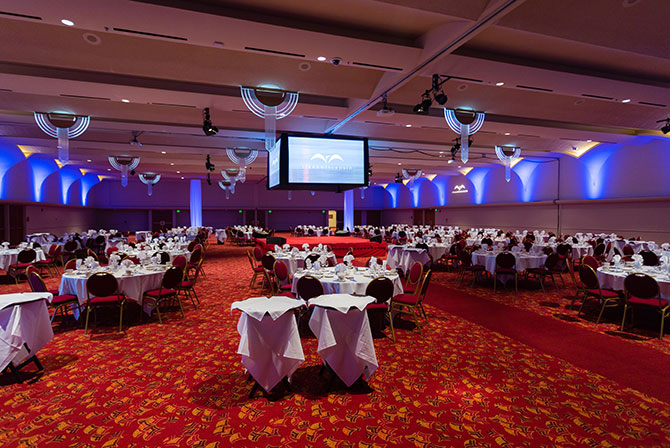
[292,267,403,297]
[0,293,54,372]
[386,246,431,273]
[308,294,378,387]
[232,296,306,393]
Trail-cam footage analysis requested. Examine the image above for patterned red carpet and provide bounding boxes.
[2,242,670,447]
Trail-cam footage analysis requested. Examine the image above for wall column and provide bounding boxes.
[343,189,354,232]
[190,179,202,227]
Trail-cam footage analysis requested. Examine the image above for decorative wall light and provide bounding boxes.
[240,87,299,151]
[495,145,521,182]
[34,112,90,164]
[218,179,235,200]
[402,168,423,188]
[444,109,485,163]
[221,167,246,185]
[227,147,258,167]
[139,172,160,196]
[108,155,140,187]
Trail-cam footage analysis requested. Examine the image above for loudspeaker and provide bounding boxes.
[266,236,286,245]
[369,235,382,243]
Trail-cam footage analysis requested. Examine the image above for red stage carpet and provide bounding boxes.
[2,242,670,447]
[256,235,386,258]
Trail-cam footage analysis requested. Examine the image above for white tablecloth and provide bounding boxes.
[471,252,547,274]
[59,267,164,315]
[597,267,670,301]
[0,249,46,271]
[386,246,431,273]
[215,229,227,243]
[135,231,152,242]
[272,252,337,276]
[291,267,403,298]
[27,233,52,245]
[0,294,53,371]
[233,296,305,392]
[308,295,378,387]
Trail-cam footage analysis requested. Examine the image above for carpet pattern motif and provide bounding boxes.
[1,243,670,447]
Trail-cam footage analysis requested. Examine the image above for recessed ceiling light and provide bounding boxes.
[397,163,402,165]
[405,124,412,127]
[121,99,130,103]
[317,56,327,61]
[586,139,592,142]
[504,132,510,135]
[107,168,111,171]
[87,159,92,162]
[495,82,504,86]
[61,19,74,26]
[176,171,180,173]
[439,151,444,154]
[458,166,462,168]
[622,98,631,103]
[170,162,174,165]
[161,151,166,154]
[181,176,184,180]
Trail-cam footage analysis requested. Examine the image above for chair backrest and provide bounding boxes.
[624,273,660,305]
[190,247,202,265]
[64,258,77,270]
[74,249,88,259]
[261,253,276,271]
[86,272,119,298]
[623,245,635,256]
[162,266,183,289]
[327,257,336,267]
[253,246,264,262]
[577,265,600,290]
[594,243,606,257]
[17,248,36,263]
[64,241,78,252]
[27,269,48,293]
[106,246,119,256]
[582,255,599,270]
[172,254,187,270]
[458,250,472,267]
[52,244,62,259]
[273,260,289,282]
[523,241,533,252]
[32,242,41,249]
[154,251,170,264]
[365,277,394,303]
[418,270,432,302]
[87,249,98,261]
[407,262,423,286]
[95,235,105,245]
[495,252,516,270]
[306,253,320,264]
[481,237,493,246]
[556,243,571,257]
[544,253,560,270]
[640,250,660,266]
[187,240,197,252]
[296,275,324,300]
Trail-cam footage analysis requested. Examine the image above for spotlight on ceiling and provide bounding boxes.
[657,118,670,134]
[202,108,218,136]
[377,93,395,117]
[394,172,404,183]
[434,90,448,105]
[130,131,143,147]
[413,94,432,114]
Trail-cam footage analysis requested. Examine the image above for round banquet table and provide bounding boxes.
[471,251,547,275]
[271,251,337,276]
[597,266,670,301]
[533,243,594,259]
[116,249,190,263]
[135,231,152,242]
[291,267,404,298]
[59,266,166,315]
[0,249,46,272]
[386,246,432,273]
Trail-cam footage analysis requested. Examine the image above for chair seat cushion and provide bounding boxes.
[89,295,123,304]
[587,289,619,298]
[9,262,32,269]
[144,288,176,297]
[527,268,548,275]
[393,294,419,305]
[37,259,54,264]
[252,266,264,272]
[279,284,292,291]
[52,294,78,304]
[402,286,416,295]
[495,268,517,274]
[365,303,388,310]
[179,281,194,288]
[628,296,663,307]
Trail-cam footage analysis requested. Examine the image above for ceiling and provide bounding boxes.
[0,0,668,184]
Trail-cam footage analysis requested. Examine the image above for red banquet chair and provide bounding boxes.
[365,276,396,341]
[390,270,432,337]
[142,266,185,323]
[247,250,265,288]
[27,269,79,323]
[621,273,667,339]
[84,272,126,334]
[402,262,424,294]
[37,244,61,278]
[493,252,517,293]
[8,248,37,284]
[295,275,324,301]
[272,260,295,297]
[457,250,485,287]
[577,265,621,324]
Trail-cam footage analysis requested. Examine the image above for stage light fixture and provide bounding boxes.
[657,118,670,134]
[413,94,432,114]
[412,74,451,115]
[434,90,448,105]
[376,93,395,117]
[202,108,218,136]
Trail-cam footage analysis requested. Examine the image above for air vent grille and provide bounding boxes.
[581,93,613,100]
[0,11,41,20]
[365,121,395,126]
[516,84,553,92]
[244,46,304,57]
[639,101,667,108]
[113,27,187,41]
[448,75,483,83]
[151,102,196,108]
[60,93,110,101]
[352,62,403,71]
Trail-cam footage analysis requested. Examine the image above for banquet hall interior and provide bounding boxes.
[2,0,670,446]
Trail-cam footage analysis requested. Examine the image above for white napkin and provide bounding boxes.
[305,258,313,270]
[511,246,521,253]
[334,263,347,274]
[283,243,291,251]
[613,254,622,265]
[368,256,377,267]
[302,243,310,250]
[318,254,328,265]
[343,254,355,264]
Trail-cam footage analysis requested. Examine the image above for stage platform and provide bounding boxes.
[256,236,387,258]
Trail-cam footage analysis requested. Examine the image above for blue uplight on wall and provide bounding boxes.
[0,144,27,199]
[466,168,489,205]
[580,143,619,199]
[512,160,540,203]
[384,183,401,208]
[60,166,82,205]
[80,173,101,206]
[28,156,59,202]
